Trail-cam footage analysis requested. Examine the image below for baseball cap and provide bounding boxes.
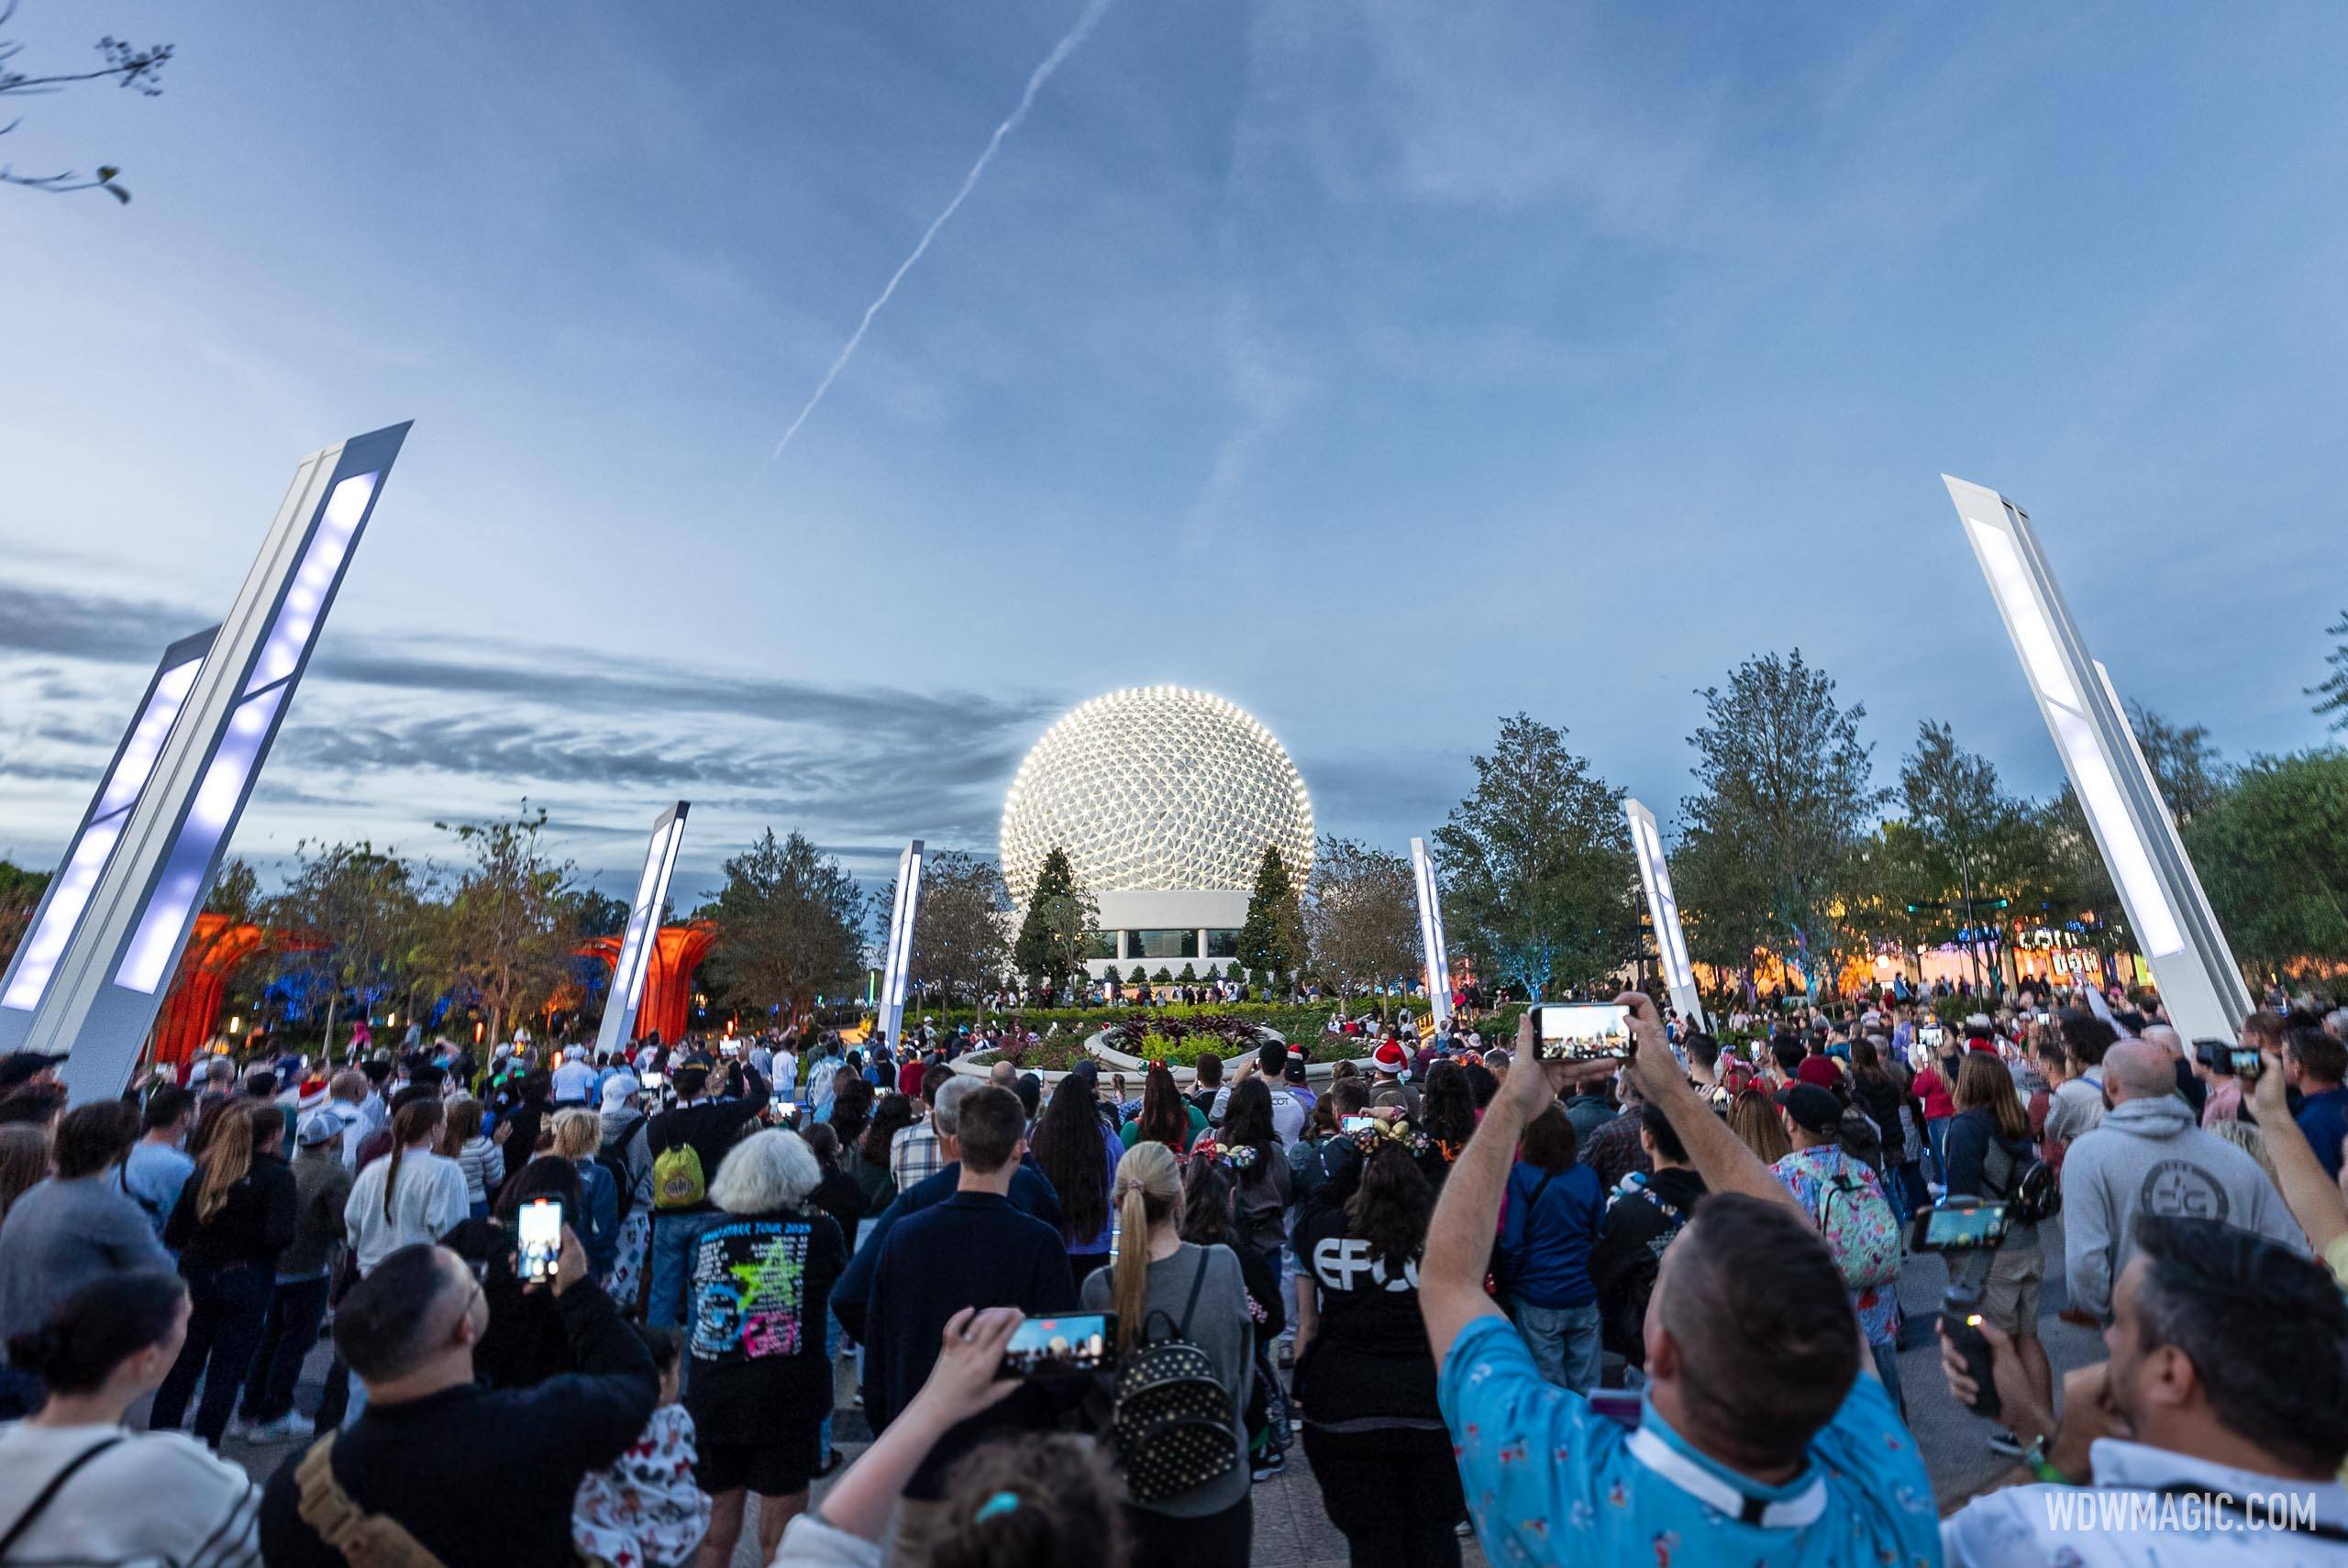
[297,1105,357,1146]
[1775,1084,1844,1137]
[600,1072,641,1110]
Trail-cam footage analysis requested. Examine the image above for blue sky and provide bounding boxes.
[3,1,2343,903]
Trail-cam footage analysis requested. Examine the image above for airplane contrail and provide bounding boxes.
[765,0,1116,466]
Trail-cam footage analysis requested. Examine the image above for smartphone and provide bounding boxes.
[1002,1313,1116,1377]
[770,1096,801,1124]
[516,1198,564,1283]
[1532,1002,1629,1061]
[1911,1201,2010,1253]
[1341,1115,1375,1134]
[1918,1026,1946,1049]
[2232,1048,2265,1082]
[638,1069,666,1090]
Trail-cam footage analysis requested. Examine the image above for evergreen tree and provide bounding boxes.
[1235,845,1303,979]
[1012,846,1098,987]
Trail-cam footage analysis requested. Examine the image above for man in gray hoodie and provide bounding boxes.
[2062,1040,2303,1320]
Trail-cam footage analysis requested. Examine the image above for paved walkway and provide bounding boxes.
[207,1222,2090,1565]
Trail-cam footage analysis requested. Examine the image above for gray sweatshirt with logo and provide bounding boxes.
[2061,1095,2304,1321]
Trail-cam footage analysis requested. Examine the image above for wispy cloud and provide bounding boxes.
[762,0,1119,468]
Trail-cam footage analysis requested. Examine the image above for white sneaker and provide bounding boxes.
[249,1413,312,1444]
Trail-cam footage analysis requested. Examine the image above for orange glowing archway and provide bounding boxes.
[577,922,716,1046]
[150,914,318,1072]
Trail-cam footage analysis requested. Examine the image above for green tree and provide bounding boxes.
[1234,845,1304,982]
[2187,749,2348,978]
[1898,720,2034,988]
[569,888,632,940]
[271,840,425,1051]
[1434,713,1637,999]
[1301,834,1420,1014]
[421,803,576,1046]
[1678,651,1884,997]
[1127,964,1146,987]
[2125,703,2230,827]
[0,858,50,959]
[704,829,865,1020]
[2311,610,2348,733]
[880,850,1009,1006]
[1011,846,1099,989]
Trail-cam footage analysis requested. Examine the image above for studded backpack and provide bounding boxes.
[1110,1248,1240,1506]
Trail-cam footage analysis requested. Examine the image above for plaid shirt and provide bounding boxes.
[891,1121,943,1190]
[1579,1107,1653,1193]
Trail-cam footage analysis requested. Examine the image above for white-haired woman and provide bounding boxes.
[681,1128,847,1568]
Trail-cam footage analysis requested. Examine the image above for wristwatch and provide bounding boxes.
[2019,1434,2072,1485]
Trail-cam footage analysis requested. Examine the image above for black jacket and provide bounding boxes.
[1589,1166,1706,1367]
[163,1152,297,1271]
[259,1280,655,1568]
[646,1071,770,1213]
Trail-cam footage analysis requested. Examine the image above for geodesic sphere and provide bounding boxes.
[1000,686,1313,902]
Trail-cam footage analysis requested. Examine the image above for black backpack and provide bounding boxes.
[1983,1134,2061,1225]
[1111,1250,1239,1505]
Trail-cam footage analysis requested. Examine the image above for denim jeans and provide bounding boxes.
[241,1273,332,1423]
[1515,1300,1602,1393]
[647,1211,721,1329]
[1925,1117,1951,1183]
[150,1262,273,1446]
[816,1306,844,1463]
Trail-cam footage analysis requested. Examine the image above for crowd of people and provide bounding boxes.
[0,974,2338,1566]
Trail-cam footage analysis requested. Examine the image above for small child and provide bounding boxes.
[573,1326,712,1568]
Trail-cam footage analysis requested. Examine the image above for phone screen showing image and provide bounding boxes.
[770,1096,800,1124]
[516,1198,563,1283]
[1534,1003,1630,1061]
[1913,1202,2010,1253]
[1002,1313,1116,1377]
[1341,1116,1376,1133]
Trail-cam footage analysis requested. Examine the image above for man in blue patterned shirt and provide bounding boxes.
[1419,995,1939,1568]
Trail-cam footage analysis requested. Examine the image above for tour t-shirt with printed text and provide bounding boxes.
[683,1209,846,1442]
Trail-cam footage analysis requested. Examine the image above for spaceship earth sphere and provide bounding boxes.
[1000,687,1314,904]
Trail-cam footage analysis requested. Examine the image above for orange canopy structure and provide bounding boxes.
[577,922,715,1046]
[150,913,317,1072]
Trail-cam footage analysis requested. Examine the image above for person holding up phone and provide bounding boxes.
[1418,996,1938,1568]
[1940,1055,2051,1452]
[257,1222,658,1568]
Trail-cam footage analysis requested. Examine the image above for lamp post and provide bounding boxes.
[29,425,411,1103]
[1943,475,2251,1043]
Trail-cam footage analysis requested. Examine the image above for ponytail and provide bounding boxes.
[1108,1141,1181,1355]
